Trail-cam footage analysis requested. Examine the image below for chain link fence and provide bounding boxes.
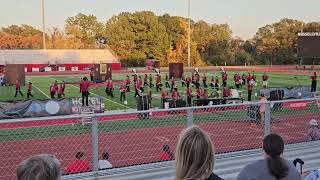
[0,98,319,179]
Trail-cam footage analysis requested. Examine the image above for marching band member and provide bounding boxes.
[133,73,138,84]
[138,76,143,93]
[143,74,148,87]
[191,72,195,85]
[186,75,191,88]
[196,86,202,99]
[120,83,127,102]
[156,73,162,92]
[311,71,317,92]
[186,87,193,106]
[105,80,110,96]
[246,73,252,84]
[165,73,170,88]
[210,75,215,88]
[262,72,269,88]
[202,89,209,99]
[134,80,141,97]
[149,74,154,88]
[109,80,114,98]
[14,80,24,97]
[57,85,62,98]
[195,72,200,87]
[27,82,33,99]
[222,71,228,87]
[61,80,66,96]
[252,72,257,82]
[161,88,169,99]
[234,73,241,89]
[126,75,131,92]
[49,83,56,99]
[171,87,181,108]
[181,73,186,87]
[248,79,253,101]
[202,73,207,88]
[170,76,175,92]
[242,73,247,86]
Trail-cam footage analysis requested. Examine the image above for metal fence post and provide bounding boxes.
[187,108,193,127]
[264,102,271,136]
[91,115,99,174]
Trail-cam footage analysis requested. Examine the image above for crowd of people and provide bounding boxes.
[18,126,317,180]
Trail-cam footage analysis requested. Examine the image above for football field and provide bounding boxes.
[0,70,313,110]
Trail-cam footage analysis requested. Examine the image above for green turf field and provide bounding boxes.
[0,71,313,110]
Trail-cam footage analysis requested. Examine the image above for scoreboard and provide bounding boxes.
[297,32,320,58]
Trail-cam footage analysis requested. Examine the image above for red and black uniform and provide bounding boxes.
[134,81,141,97]
[49,84,56,99]
[143,75,148,87]
[170,77,175,92]
[203,74,207,88]
[186,76,192,88]
[181,74,186,87]
[186,88,193,106]
[61,81,65,96]
[165,74,170,88]
[27,82,33,99]
[222,72,227,87]
[133,74,138,83]
[195,73,200,87]
[252,74,257,82]
[80,80,91,106]
[196,88,202,99]
[311,72,317,92]
[223,88,231,98]
[149,75,154,88]
[126,76,131,92]
[246,74,252,84]
[14,81,23,97]
[120,85,127,102]
[247,81,253,101]
[105,81,110,96]
[202,90,209,99]
[156,74,162,92]
[109,81,114,98]
[57,86,62,98]
[171,89,180,108]
[242,74,247,85]
[234,74,241,89]
[191,72,195,84]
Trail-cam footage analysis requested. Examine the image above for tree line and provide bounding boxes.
[0,11,319,66]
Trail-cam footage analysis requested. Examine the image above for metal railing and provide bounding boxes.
[0,98,319,180]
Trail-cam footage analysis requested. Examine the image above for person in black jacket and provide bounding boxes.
[175,126,224,180]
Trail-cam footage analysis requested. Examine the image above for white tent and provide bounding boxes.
[0,49,119,65]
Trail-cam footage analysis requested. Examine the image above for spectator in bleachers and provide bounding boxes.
[65,151,91,174]
[160,144,174,161]
[237,134,301,180]
[17,154,60,180]
[98,152,113,170]
[308,119,320,141]
[175,126,223,180]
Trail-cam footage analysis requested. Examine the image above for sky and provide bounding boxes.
[0,0,319,39]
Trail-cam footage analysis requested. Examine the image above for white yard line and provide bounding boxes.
[26,78,50,99]
[46,76,130,108]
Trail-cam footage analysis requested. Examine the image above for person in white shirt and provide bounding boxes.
[98,152,113,170]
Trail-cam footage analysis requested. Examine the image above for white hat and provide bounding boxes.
[309,119,318,126]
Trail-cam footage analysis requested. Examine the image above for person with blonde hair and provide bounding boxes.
[175,126,223,180]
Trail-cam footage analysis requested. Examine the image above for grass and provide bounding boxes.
[0,70,314,110]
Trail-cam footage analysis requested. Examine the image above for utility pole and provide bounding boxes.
[187,0,191,67]
[41,0,46,49]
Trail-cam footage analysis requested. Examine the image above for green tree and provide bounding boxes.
[105,11,170,66]
[65,13,104,48]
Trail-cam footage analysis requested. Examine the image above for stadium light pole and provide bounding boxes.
[187,0,191,68]
[41,0,46,49]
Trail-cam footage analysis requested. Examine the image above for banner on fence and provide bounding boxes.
[0,97,104,119]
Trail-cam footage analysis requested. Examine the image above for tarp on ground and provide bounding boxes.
[0,97,104,120]
[260,86,312,99]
